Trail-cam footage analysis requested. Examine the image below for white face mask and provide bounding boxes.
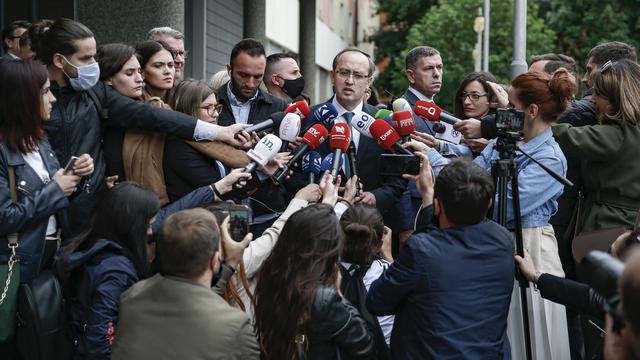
[62,56,100,91]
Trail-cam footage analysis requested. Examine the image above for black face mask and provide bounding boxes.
[280,75,305,99]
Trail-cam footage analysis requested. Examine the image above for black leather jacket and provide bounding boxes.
[306,286,374,360]
[0,140,69,283]
[44,81,198,234]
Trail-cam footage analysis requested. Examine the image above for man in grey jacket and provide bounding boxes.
[112,208,259,360]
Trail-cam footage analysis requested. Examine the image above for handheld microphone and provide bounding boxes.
[369,119,414,155]
[321,153,342,173]
[273,123,329,183]
[329,123,351,178]
[302,150,322,184]
[244,134,283,173]
[309,102,339,130]
[285,100,311,119]
[392,98,412,113]
[351,111,376,138]
[414,100,460,125]
[347,141,360,193]
[374,108,393,122]
[391,110,415,143]
[278,112,302,151]
[236,112,287,138]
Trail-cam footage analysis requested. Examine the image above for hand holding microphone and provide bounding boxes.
[234,112,286,140]
[273,123,329,183]
[413,100,461,125]
[244,134,283,173]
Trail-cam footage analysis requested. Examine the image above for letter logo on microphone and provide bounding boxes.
[261,137,275,151]
[379,129,393,142]
[335,126,345,134]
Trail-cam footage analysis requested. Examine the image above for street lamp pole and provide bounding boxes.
[483,0,490,72]
[510,0,527,80]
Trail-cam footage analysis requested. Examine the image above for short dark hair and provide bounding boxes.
[530,53,575,64]
[230,38,266,65]
[405,46,440,70]
[21,19,54,57]
[587,41,637,67]
[265,52,298,83]
[2,20,31,51]
[135,40,174,69]
[544,60,577,78]
[434,159,495,226]
[96,43,136,81]
[158,208,220,280]
[32,18,93,65]
[332,47,375,76]
[0,60,48,153]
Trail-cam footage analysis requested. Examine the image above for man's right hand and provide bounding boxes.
[453,118,482,139]
[217,123,251,147]
[402,151,434,206]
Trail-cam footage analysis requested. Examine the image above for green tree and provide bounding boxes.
[540,0,640,66]
[371,0,436,98]
[382,0,555,111]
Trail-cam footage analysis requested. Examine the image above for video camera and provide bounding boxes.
[581,251,626,333]
[495,108,525,133]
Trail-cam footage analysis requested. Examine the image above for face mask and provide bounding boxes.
[280,75,305,99]
[62,56,101,91]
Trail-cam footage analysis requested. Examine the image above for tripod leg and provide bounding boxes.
[511,171,533,360]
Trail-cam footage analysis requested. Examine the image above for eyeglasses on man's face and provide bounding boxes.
[335,69,369,82]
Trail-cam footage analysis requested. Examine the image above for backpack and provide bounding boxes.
[16,269,74,360]
[339,263,391,360]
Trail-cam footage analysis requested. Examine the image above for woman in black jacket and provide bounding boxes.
[0,60,92,284]
[254,203,374,360]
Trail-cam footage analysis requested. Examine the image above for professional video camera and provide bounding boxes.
[494,108,525,159]
[581,251,626,333]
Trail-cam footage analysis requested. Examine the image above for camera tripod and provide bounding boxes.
[491,132,573,360]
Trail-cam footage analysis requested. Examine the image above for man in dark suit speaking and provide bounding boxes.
[313,48,405,216]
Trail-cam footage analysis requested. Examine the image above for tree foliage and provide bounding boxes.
[371,0,435,99]
[382,0,556,111]
[540,0,640,66]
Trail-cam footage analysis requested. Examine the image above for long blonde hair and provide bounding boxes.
[592,59,640,124]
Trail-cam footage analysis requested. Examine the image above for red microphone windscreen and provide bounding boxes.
[391,111,413,133]
[302,124,329,149]
[370,120,401,151]
[413,100,442,122]
[285,100,311,118]
[329,123,351,152]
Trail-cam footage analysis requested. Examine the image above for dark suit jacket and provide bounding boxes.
[215,83,290,226]
[216,82,288,127]
[367,205,514,359]
[401,89,436,135]
[312,100,407,215]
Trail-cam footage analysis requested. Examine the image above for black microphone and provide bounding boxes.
[234,112,286,139]
[347,141,360,194]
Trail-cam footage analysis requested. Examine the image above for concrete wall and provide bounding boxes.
[205,0,243,79]
[76,0,184,46]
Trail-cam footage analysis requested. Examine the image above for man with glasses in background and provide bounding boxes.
[314,48,406,216]
[2,20,31,60]
[147,26,187,82]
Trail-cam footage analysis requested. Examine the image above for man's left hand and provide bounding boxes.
[355,191,376,206]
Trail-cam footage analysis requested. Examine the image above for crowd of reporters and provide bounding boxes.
[1,17,640,360]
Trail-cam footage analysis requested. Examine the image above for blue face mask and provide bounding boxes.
[62,56,101,91]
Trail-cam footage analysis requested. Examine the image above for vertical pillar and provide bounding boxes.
[510,0,527,80]
[299,0,317,103]
[243,0,266,43]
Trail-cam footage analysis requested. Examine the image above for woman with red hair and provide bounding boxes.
[409,69,577,359]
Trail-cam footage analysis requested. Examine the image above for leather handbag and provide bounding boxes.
[0,166,20,342]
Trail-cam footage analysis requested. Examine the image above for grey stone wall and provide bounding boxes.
[76,0,184,45]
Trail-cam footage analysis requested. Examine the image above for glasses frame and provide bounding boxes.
[335,69,370,82]
[202,103,223,116]
[461,91,490,101]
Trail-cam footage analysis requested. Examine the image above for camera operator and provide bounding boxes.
[406,69,577,359]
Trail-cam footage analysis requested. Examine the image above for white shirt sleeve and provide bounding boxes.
[193,120,219,141]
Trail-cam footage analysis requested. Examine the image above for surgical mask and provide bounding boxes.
[62,56,100,91]
[279,75,305,99]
